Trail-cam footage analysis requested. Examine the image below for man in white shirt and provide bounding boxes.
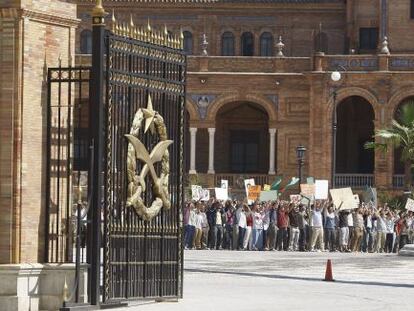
[237,204,247,250]
[310,200,325,252]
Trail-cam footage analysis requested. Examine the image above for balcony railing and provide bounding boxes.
[334,174,374,188]
[392,175,405,189]
[214,174,270,190]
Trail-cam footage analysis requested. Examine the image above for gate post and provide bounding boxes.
[89,0,106,305]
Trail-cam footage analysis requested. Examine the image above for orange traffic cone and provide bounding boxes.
[323,259,335,282]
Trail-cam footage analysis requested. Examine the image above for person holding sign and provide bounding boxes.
[323,202,337,252]
[309,200,325,252]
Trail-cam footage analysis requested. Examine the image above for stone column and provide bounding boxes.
[208,128,216,174]
[268,128,277,175]
[189,127,197,174]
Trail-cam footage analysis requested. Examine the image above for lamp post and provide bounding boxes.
[330,70,341,189]
[296,144,307,185]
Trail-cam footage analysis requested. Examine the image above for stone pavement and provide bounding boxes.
[118,250,414,311]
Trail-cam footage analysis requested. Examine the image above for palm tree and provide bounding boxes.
[365,100,414,190]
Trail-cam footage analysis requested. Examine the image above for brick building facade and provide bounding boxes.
[73,0,414,191]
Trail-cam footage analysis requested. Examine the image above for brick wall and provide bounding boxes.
[0,0,78,264]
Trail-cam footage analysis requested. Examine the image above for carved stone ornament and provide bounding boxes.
[125,95,173,221]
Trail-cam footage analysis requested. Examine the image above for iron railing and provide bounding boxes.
[334,174,374,188]
[392,174,405,189]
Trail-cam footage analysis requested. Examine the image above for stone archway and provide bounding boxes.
[336,96,375,174]
[215,101,270,174]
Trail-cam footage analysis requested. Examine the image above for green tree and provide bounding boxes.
[365,100,414,190]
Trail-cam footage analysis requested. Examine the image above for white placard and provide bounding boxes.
[315,180,329,200]
[199,188,210,201]
[405,198,414,211]
[330,188,356,210]
[244,179,255,204]
[259,190,278,202]
[215,188,228,201]
[191,185,201,201]
[221,180,228,190]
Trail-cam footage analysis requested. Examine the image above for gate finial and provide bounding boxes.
[92,0,106,18]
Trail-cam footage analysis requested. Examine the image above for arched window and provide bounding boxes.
[241,32,254,56]
[222,32,235,56]
[183,31,193,54]
[314,32,328,53]
[260,32,273,56]
[80,29,92,54]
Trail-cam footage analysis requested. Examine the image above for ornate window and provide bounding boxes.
[80,29,92,54]
[183,31,193,54]
[241,32,254,56]
[260,32,273,56]
[314,32,328,53]
[359,28,379,51]
[221,31,235,56]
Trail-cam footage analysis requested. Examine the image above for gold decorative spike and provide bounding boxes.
[111,9,116,32]
[62,276,69,302]
[173,35,178,49]
[157,31,162,45]
[137,27,143,41]
[134,27,138,40]
[115,21,120,36]
[164,25,169,45]
[180,28,184,49]
[129,15,134,38]
[147,18,152,33]
[125,22,130,37]
[123,23,127,37]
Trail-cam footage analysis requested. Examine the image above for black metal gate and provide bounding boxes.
[101,20,186,303]
[45,5,185,308]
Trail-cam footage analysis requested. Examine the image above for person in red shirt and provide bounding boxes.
[276,202,290,251]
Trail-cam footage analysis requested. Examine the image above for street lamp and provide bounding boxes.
[296,144,307,185]
[330,70,342,189]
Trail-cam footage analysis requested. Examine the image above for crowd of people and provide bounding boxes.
[183,198,414,253]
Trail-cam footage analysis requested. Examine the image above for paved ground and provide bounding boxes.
[119,250,414,311]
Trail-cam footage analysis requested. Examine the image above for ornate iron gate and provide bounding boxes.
[45,3,185,307]
[90,8,186,304]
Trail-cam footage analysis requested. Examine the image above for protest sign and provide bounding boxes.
[259,190,278,202]
[315,180,329,200]
[329,188,356,210]
[244,178,255,196]
[199,188,210,201]
[248,185,261,202]
[284,177,300,190]
[270,176,283,190]
[300,184,315,197]
[215,188,228,201]
[221,180,228,190]
[306,177,315,184]
[191,185,201,201]
[405,198,414,211]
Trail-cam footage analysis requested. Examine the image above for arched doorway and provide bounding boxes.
[215,102,269,173]
[336,96,375,174]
